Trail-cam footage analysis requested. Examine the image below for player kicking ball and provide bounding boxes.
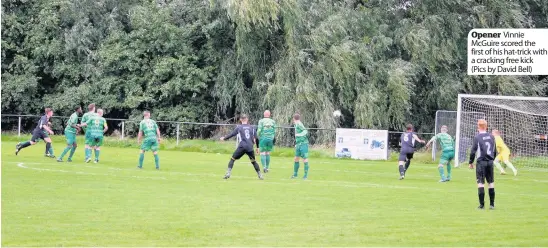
[57,106,83,162]
[257,110,276,173]
[137,111,161,170]
[492,130,518,176]
[291,113,310,180]
[425,125,455,182]
[469,119,497,210]
[16,108,56,157]
[81,109,108,163]
[220,114,263,180]
[398,124,426,180]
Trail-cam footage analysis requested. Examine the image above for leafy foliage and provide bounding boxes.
[2,0,547,140]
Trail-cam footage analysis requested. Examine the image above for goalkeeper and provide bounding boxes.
[425,125,454,182]
[492,130,517,176]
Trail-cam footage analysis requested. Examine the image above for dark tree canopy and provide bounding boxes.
[2,0,547,137]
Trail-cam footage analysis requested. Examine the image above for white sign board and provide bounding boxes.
[335,128,389,160]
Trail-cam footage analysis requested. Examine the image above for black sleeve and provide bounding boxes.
[469,136,479,164]
[224,126,239,140]
[273,138,276,145]
[255,137,260,148]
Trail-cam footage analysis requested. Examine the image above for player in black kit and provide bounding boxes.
[16,108,56,157]
[398,124,426,180]
[469,119,497,210]
[220,114,264,180]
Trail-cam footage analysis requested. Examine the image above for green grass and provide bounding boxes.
[2,139,548,246]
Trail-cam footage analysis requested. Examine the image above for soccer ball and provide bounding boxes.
[333,110,342,117]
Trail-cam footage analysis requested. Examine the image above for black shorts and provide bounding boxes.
[476,160,494,184]
[232,147,256,161]
[398,151,414,161]
[31,130,47,143]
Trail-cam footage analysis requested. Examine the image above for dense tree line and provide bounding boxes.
[2,0,548,139]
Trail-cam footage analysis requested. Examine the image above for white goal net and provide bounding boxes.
[433,110,486,163]
[455,94,548,168]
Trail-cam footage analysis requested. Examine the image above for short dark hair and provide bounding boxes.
[239,114,248,120]
[406,124,413,131]
[293,113,300,121]
[44,108,52,113]
[88,103,96,112]
[75,106,82,111]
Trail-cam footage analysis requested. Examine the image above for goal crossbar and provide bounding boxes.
[455,94,548,167]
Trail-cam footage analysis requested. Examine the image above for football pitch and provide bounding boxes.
[2,141,548,246]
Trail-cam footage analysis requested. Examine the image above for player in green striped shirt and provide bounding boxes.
[425,125,455,182]
[81,103,97,160]
[82,109,108,163]
[57,106,83,162]
[257,110,277,173]
[137,111,161,170]
[292,113,310,179]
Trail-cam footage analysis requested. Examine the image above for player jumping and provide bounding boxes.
[57,106,83,162]
[257,110,277,173]
[469,119,497,210]
[398,124,426,180]
[137,111,161,170]
[16,108,55,157]
[492,130,518,176]
[220,114,263,180]
[292,113,310,179]
[425,125,455,182]
[81,103,97,162]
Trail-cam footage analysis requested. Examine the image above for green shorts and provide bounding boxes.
[65,132,77,145]
[259,138,274,152]
[440,150,455,165]
[141,139,159,152]
[88,135,104,147]
[295,143,309,159]
[84,132,92,145]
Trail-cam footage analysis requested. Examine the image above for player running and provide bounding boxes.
[257,110,276,173]
[57,106,83,162]
[137,111,161,170]
[81,103,97,161]
[398,124,426,180]
[492,130,518,176]
[16,108,56,157]
[425,125,455,182]
[82,109,108,163]
[291,113,310,179]
[220,114,263,180]
[469,119,497,210]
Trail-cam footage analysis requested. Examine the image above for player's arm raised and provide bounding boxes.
[468,136,479,169]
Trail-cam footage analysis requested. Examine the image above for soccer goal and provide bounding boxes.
[455,94,548,168]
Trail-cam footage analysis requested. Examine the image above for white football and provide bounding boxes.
[333,110,342,117]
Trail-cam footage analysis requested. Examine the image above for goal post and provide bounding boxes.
[432,110,485,163]
[455,94,548,168]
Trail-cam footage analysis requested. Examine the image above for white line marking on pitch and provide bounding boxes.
[16,163,167,180]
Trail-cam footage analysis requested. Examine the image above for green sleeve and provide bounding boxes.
[257,120,264,137]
